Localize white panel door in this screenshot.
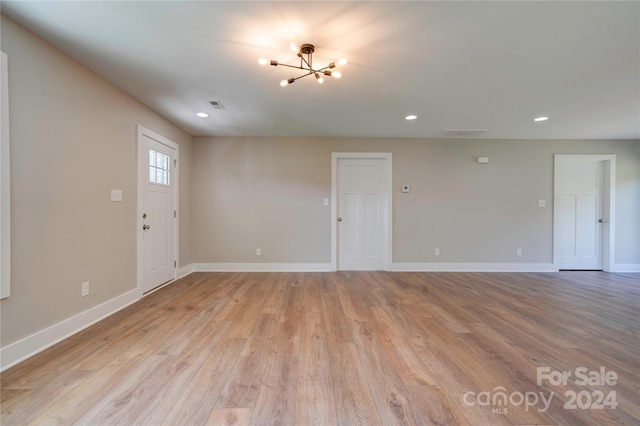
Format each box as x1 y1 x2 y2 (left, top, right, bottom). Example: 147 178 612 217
556 160 604 270
140 134 176 292
337 158 387 270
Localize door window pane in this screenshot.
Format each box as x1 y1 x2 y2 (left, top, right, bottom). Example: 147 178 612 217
148 149 171 186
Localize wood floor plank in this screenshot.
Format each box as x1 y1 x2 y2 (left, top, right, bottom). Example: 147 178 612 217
368 306 437 386
405 385 460 425
205 408 253 426
250 383 297 426
320 284 353 343
328 342 381 426
295 384 338 426
297 307 332 385
162 338 246 426
1 271 637 425
215 335 271 409
0 370 92 425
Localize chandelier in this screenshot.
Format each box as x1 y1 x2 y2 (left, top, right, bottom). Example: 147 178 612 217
259 43 347 87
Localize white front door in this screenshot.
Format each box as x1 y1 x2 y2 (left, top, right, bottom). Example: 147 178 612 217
337 158 389 270
555 159 605 270
138 130 177 293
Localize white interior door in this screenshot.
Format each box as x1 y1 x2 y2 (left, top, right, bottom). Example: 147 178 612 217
337 158 389 270
139 132 176 293
555 159 605 270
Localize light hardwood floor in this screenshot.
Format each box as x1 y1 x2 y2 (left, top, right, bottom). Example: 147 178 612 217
1 271 638 425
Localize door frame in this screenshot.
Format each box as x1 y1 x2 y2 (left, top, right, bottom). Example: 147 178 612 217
553 154 615 272
136 125 179 296
331 152 392 271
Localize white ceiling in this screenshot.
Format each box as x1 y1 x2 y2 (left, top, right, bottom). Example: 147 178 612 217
2 1 639 139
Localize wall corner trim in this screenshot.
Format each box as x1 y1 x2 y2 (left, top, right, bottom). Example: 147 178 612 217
178 264 195 279
0 289 139 372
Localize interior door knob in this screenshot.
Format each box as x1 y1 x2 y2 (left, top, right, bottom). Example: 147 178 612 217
143 224 150 230
337 217 342 222
598 218 606 223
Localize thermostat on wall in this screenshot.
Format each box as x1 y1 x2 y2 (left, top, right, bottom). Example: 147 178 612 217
401 185 410 193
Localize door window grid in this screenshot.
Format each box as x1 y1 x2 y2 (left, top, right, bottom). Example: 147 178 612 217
149 149 170 185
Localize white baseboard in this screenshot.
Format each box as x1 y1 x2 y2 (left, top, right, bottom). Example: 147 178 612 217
192 262 558 273
177 263 195 278
390 262 557 272
194 263 333 272
613 264 640 273
0 289 139 372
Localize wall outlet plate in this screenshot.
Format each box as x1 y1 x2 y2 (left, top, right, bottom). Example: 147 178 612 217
401 185 410 193
111 189 123 202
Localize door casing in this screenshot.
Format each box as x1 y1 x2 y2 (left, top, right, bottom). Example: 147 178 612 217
331 152 392 271
553 154 615 272
137 125 179 296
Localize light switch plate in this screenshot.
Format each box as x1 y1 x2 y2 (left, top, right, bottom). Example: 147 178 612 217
323 198 329 206
111 189 123 202
538 199 546 207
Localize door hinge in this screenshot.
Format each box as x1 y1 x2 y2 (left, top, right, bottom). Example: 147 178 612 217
174 210 176 218
174 260 177 268
174 159 177 167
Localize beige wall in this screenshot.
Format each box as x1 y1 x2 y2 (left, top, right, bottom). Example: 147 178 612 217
0 16 193 346
192 137 639 266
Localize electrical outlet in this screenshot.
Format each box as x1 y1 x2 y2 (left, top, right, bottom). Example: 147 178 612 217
111 189 123 202
256 248 261 256
516 249 522 257
81 282 90 297
434 248 440 256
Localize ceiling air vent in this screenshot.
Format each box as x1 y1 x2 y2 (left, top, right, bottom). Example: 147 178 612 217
433 129 487 138
209 101 225 110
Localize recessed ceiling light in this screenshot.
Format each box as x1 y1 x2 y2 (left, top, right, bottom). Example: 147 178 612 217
405 115 418 120
534 116 549 122
196 112 209 118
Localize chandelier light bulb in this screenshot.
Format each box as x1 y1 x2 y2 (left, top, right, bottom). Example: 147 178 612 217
315 73 324 84
280 79 289 87
337 58 348 66
332 71 342 79
257 58 269 65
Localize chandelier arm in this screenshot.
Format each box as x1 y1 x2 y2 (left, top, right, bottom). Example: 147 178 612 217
290 71 314 83
300 55 313 71
276 63 307 70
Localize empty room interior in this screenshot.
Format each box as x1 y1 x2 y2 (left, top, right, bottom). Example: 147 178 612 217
0 1 639 425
